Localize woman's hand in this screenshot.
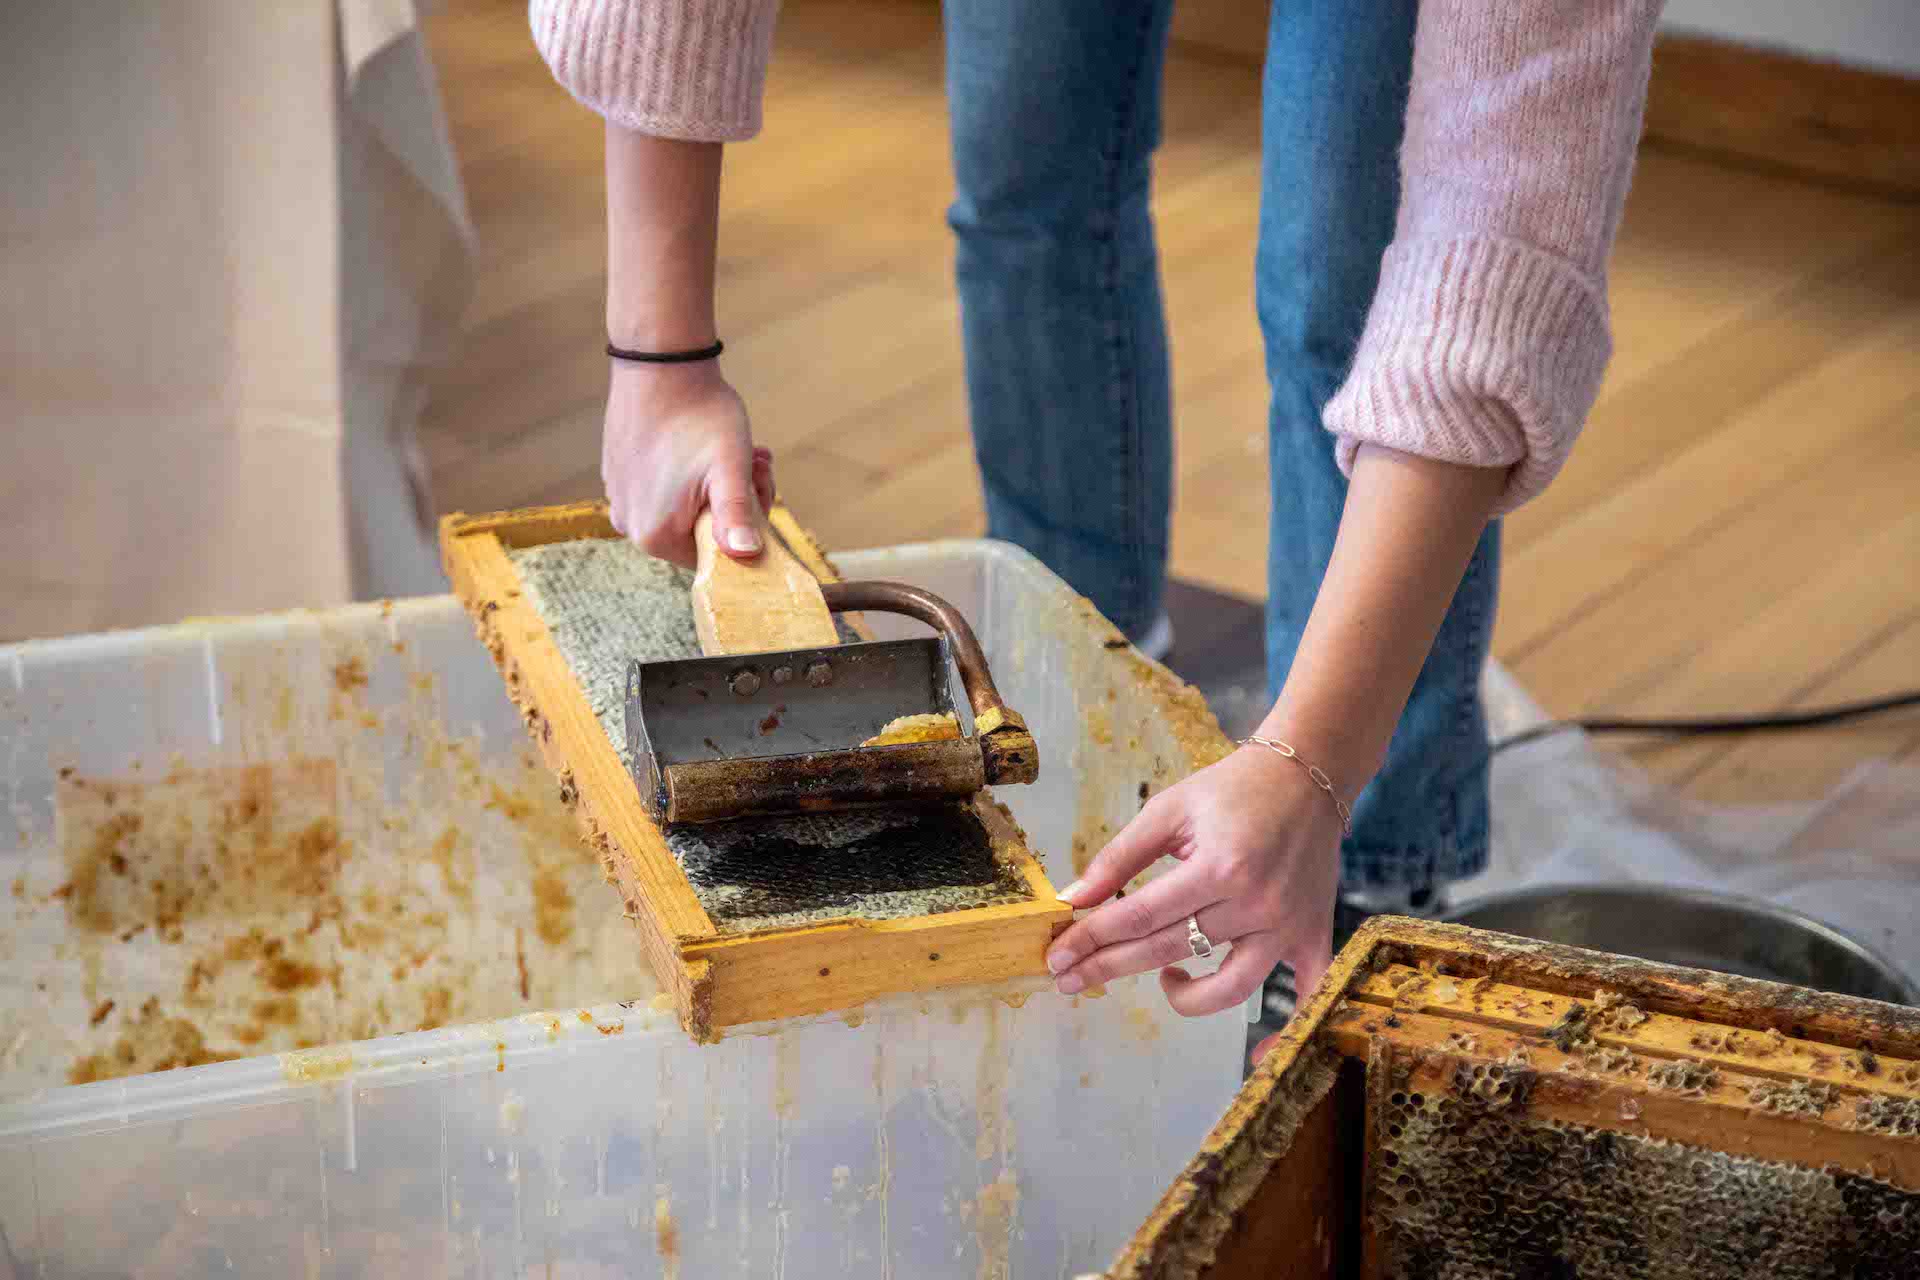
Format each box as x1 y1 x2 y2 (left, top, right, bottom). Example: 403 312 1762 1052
1044 742 1345 1017
602 360 775 569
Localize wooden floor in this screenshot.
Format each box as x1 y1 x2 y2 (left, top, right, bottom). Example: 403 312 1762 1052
421 0 1920 805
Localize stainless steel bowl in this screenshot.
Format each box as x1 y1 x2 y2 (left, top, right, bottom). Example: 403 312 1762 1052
1445 884 1918 1006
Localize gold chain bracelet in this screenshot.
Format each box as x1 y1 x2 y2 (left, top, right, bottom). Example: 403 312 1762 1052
1239 736 1353 837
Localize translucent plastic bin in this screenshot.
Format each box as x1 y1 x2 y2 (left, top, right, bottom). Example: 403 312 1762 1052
0 540 1243 1277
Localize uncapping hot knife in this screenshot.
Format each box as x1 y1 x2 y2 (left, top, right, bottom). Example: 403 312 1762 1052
625 508 1038 826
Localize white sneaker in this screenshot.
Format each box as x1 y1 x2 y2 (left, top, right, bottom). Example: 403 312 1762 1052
1133 612 1174 663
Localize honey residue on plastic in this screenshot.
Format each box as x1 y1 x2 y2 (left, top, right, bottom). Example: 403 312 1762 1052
532 865 575 945
974 1001 1009 1163
969 1169 1020 1280
281 1045 354 1084
24 733 643 1090
427 826 473 903
58 761 346 945
1126 1005 1162 1044
487 779 580 945
68 997 239 1084
654 1195 681 1279
419 985 454 1032
331 657 369 694
64 811 142 934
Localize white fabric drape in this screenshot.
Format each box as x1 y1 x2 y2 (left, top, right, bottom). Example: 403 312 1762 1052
1 1 474 641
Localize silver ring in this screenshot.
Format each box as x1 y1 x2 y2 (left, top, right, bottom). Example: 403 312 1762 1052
1186 916 1214 959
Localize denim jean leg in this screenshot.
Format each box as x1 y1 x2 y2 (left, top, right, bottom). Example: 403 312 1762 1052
1257 0 1497 894
944 0 1175 642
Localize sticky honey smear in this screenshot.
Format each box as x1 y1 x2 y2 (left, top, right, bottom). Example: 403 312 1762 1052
654 1195 680 1280
1058 595 1233 884
68 997 239 1085
861 711 962 747
56 761 346 945
280 1046 354 1085
13 735 655 1093
1369 1050 1920 1277
969 1170 1020 1280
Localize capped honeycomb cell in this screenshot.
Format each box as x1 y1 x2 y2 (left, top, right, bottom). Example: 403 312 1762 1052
1367 1049 1920 1279
1748 1080 1840 1117
1645 1058 1720 1095
1856 1093 1920 1138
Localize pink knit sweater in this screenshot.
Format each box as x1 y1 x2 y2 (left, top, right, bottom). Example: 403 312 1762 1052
531 0 1661 512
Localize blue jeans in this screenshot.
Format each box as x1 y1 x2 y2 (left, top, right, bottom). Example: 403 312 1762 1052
945 0 1497 893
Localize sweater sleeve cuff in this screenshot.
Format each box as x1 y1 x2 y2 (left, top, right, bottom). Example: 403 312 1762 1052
531 0 781 142
1323 235 1613 515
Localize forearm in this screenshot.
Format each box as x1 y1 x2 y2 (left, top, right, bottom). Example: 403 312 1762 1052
605 126 722 349
1323 0 1661 512
1260 446 1507 790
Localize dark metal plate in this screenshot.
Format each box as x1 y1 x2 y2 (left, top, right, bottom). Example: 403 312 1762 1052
625 637 970 823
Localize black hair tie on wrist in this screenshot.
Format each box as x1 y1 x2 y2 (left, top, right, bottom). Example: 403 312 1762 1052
606 339 725 364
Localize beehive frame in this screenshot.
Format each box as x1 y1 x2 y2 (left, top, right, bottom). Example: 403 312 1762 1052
440 501 1071 1039
1113 916 1920 1279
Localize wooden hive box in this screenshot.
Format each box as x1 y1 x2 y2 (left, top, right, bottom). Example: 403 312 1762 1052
440 501 1073 1039
1111 917 1920 1279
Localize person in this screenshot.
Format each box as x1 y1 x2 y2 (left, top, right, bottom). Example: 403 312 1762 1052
529 0 1662 1033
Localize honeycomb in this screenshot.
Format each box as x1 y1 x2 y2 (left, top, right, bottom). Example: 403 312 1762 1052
1644 1058 1720 1096
1593 990 1650 1033
1856 1094 1920 1138
1748 1080 1840 1117
665 802 1028 931
510 538 1030 933
1543 1001 1597 1052
1368 1051 1920 1278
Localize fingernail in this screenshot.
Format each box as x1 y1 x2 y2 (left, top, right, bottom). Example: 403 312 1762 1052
726 526 762 554
1056 880 1085 905
1046 948 1073 975
1055 973 1085 996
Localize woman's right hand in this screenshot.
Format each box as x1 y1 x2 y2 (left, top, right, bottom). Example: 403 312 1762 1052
602 360 775 569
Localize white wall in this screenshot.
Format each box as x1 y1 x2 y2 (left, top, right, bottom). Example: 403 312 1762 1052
1662 0 1920 77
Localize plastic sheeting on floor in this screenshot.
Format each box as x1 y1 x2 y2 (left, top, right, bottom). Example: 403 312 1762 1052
1470 660 1920 994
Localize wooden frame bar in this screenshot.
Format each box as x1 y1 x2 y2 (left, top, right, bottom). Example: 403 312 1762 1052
440 501 1072 1039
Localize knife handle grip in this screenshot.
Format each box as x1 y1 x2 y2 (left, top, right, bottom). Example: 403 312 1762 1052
691 503 840 656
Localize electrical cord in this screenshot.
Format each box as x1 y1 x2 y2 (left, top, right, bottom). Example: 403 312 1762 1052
1491 688 1920 755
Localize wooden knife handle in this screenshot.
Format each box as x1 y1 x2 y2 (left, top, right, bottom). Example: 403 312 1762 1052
691 505 840 656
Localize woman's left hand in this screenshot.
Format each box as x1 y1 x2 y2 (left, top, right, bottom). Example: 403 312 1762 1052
1044 743 1347 1017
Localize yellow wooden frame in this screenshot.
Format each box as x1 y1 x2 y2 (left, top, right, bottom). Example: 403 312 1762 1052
439 501 1071 1039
